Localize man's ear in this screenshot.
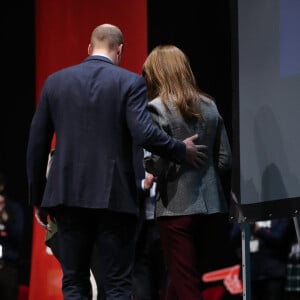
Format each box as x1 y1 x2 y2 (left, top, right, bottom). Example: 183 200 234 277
117 44 124 56
88 44 93 55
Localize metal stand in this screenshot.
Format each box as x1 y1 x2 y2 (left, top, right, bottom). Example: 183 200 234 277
241 222 251 300
293 216 300 247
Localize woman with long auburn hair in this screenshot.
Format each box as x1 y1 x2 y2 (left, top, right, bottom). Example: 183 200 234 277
142 45 232 300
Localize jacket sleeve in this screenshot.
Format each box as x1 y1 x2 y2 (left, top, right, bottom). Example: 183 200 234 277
213 104 232 172
26 78 55 206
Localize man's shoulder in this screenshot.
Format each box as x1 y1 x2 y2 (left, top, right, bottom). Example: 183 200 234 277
46 59 144 87
116 67 146 89
46 63 80 81
115 65 143 79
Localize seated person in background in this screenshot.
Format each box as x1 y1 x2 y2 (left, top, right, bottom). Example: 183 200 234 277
230 218 293 300
284 216 300 300
0 171 25 300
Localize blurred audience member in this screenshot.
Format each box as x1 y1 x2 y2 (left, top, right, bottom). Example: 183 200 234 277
0 171 25 300
284 216 300 300
230 218 293 300
132 147 167 300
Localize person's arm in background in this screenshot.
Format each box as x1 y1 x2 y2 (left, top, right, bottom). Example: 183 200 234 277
133 147 156 199
251 219 292 247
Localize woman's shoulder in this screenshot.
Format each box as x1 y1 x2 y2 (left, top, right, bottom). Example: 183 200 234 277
200 94 215 105
148 97 162 106
199 95 218 112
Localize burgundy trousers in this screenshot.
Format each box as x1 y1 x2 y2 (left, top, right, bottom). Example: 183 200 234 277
158 215 203 300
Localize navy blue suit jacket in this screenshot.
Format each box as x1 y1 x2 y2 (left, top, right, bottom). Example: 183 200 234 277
26 55 185 215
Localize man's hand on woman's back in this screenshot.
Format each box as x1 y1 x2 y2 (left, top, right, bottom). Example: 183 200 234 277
183 134 208 168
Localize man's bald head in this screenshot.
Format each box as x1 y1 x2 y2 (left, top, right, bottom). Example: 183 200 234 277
90 24 124 51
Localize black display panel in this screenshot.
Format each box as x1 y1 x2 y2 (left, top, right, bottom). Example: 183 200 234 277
230 0 300 222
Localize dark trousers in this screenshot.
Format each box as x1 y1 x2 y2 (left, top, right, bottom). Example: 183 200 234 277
47 232 106 300
53 207 137 300
0 261 19 300
251 278 285 300
90 248 106 300
132 219 167 300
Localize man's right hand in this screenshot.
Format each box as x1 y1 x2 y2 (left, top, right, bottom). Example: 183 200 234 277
34 206 54 232
183 134 208 168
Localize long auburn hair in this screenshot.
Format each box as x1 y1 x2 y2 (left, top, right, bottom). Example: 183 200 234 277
142 45 210 120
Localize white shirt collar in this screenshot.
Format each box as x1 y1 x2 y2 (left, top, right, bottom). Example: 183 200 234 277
92 53 112 62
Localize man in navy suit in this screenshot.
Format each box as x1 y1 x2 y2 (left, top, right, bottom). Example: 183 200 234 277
26 23 207 300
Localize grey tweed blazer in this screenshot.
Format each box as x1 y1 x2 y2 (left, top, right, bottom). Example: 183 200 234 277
145 96 232 218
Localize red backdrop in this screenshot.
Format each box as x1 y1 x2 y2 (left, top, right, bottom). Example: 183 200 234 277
30 1 147 299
